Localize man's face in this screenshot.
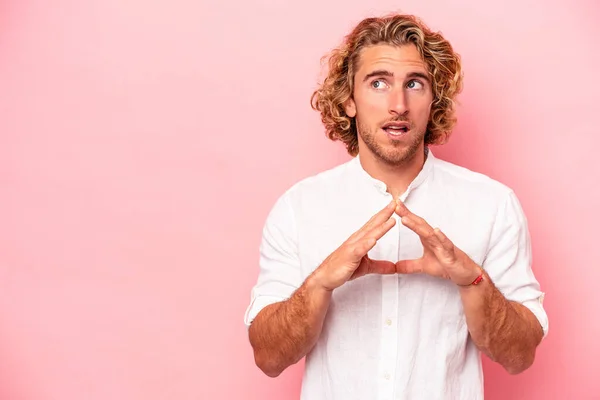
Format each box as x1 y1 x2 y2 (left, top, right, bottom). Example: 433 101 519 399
345 43 433 166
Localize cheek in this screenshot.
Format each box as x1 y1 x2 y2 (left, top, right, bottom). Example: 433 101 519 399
356 93 388 120
411 96 433 121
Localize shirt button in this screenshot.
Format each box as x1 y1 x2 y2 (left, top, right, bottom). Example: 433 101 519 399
385 318 392 326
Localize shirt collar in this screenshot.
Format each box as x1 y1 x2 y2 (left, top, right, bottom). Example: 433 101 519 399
351 147 435 199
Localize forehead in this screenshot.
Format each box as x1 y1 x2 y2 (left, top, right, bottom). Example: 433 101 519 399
354 43 428 76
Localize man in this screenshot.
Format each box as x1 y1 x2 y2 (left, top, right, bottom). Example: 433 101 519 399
244 13 548 400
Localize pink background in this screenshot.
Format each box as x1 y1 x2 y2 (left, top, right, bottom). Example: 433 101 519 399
1 0 598 399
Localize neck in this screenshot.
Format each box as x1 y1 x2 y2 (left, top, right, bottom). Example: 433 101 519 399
358 144 427 199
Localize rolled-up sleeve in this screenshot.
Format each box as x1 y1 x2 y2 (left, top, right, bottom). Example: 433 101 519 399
482 190 549 338
244 190 302 327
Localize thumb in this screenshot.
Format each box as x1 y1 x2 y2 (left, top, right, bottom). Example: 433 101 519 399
365 257 398 275
395 258 422 274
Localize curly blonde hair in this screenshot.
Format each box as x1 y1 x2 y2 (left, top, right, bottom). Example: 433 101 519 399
310 14 463 156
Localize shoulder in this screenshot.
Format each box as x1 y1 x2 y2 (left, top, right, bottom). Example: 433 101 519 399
264 158 354 222
278 158 355 204
430 155 515 200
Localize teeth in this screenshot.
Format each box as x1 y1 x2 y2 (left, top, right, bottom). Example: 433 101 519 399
385 127 407 133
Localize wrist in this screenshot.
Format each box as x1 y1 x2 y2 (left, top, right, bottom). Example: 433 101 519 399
455 262 484 288
307 267 335 294
454 259 484 288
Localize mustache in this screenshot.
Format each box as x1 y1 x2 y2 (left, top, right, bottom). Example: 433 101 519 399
381 117 413 127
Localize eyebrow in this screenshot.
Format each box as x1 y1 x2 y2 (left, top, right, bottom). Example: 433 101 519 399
363 69 394 82
362 70 431 83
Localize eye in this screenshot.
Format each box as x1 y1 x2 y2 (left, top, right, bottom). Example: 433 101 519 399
371 79 389 90
407 80 424 90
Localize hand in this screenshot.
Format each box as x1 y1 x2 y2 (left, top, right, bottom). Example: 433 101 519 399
313 200 399 291
394 200 482 286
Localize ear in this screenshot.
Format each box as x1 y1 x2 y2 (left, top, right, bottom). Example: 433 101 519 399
344 97 356 118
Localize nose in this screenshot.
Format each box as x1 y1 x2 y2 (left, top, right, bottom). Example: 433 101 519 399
389 88 408 116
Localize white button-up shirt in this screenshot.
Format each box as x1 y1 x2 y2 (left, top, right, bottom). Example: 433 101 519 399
244 149 548 400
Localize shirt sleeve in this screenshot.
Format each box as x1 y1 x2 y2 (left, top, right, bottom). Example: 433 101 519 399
482 190 549 338
243 190 302 328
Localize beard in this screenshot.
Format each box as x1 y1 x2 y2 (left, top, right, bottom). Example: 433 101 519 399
357 119 426 166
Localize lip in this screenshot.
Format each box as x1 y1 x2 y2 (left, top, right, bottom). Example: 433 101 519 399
383 128 409 140
382 121 410 139
382 121 410 130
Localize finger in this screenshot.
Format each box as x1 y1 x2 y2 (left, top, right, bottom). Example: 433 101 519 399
365 216 396 241
352 200 396 240
395 259 423 274
400 216 439 248
350 219 396 275
433 228 452 249
364 257 398 275
396 201 435 234
433 228 456 261
352 237 377 259
395 199 411 217
351 218 393 261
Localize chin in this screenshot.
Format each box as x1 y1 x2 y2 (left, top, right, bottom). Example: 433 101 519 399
378 145 422 166
377 152 411 166
359 129 424 166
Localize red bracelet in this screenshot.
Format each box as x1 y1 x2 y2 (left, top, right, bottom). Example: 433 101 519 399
458 271 484 287
470 273 484 285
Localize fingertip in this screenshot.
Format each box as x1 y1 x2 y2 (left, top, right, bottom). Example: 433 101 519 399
395 201 407 216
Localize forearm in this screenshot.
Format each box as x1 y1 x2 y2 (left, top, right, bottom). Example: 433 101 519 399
248 272 332 377
459 268 543 374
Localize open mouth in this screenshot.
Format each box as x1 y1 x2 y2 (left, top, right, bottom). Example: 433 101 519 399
382 122 410 136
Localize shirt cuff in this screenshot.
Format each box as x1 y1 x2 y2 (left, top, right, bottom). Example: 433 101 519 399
520 294 549 339
243 294 287 328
